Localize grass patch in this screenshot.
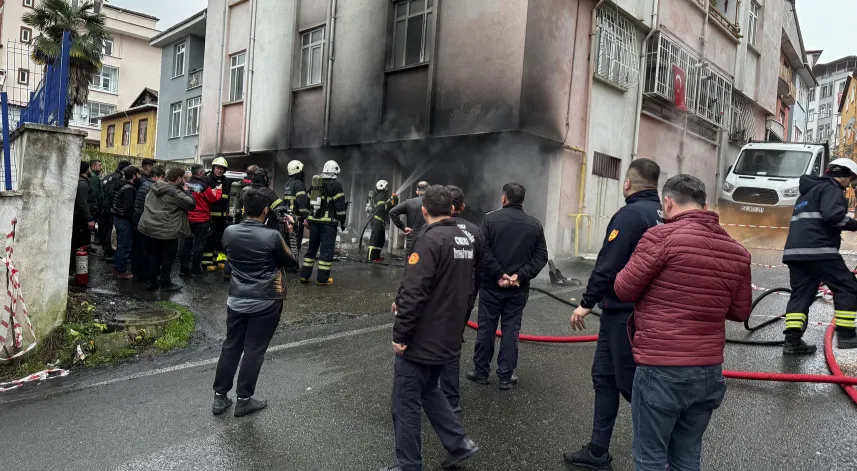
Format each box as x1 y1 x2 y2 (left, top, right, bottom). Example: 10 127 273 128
153 302 196 351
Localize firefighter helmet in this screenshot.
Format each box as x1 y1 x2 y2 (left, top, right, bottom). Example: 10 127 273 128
828 158 857 178
322 160 340 178
376 180 388 191
288 160 304 176
212 157 228 169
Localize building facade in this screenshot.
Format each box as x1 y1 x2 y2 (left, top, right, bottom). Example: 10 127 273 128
98 88 158 158
149 9 206 162
807 55 857 151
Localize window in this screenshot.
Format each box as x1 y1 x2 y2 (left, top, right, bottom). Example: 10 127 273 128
228 53 246 102
20 27 32 43
138 119 148 144
820 103 832 118
102 38 114 56
186 96 201 136
808 88 815 102
23 0 34 8
74 101 116 127
821 84 832 98
173 42 186 78
807 128 813 141
839 81 847 94
90 66 118 93
794 126 802 142
808 108 815 121
748 2 760 47
169 102 182 138
16 69 29 85
593 5 640 90
106 125 115 147
122 122 131 146
390 0 434 68
299 27 325 87
592 152 622 180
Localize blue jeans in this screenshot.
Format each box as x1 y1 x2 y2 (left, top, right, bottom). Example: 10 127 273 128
632 365 726 471
591 310 636 450
472 288 528 381
113 217 133 273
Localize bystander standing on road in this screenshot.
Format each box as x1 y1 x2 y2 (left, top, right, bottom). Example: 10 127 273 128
87 159 104 252
140 158 156 175
72 161 95 273
132 166 165 282
468 182 547 390
111 166 141 280
614 174 752 471
181 164 222 276
390 181 429 259
384 185 480 471
137 168 195 292
99 160 130 260
564 158 662 470
211 189 298 417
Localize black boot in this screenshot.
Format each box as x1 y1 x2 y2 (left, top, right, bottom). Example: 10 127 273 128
837 330 857 349
563 444 614 470
441 437 479 469
783 337 817 355
234 397 267 417
211 393 233 415
466 370 489 385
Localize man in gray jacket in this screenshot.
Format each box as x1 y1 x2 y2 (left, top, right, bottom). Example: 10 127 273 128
137 168 196 291
389 180 428 258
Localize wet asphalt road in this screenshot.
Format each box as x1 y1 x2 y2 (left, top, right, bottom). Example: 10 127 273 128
4 239 857 470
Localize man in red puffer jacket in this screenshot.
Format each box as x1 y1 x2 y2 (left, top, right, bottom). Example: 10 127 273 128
181 164 222 276
614 174 751 471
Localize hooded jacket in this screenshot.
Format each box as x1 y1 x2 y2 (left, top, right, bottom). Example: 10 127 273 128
137 180 196 240
783 175 857 263
186 175 222 223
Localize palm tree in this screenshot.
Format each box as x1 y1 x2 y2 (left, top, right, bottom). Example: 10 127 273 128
23 0 108 126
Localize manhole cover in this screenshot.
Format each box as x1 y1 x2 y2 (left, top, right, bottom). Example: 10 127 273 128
107 308 180 328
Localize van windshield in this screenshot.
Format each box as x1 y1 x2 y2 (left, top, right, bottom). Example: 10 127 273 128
732 149 813 178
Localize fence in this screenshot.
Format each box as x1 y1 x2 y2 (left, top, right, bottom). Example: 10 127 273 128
17 32 70 128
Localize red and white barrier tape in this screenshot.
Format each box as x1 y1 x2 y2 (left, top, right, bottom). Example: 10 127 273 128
721 223 789 230
0 368 69 392
0 219 36 362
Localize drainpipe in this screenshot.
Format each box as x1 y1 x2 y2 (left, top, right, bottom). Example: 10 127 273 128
322 0 338 146
243 0 258 155
631 0 661 160
214 0 228 155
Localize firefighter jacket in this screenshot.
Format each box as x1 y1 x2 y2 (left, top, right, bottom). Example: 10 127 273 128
393 218 477 365
784 176 857 263
111 180 137 220
390 196 425 234
230 177 253 221
372 189 393 222
307 178 346 227
187 175 222 224
206 171 230 218
481 204 548 292
580 189 662 311
283 175 309 219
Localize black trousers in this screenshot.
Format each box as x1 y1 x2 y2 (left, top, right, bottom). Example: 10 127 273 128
98 211 114 254
210 216 227 253
591 310 636 450
144 236 179 287
439 359 461 409
785 259 857 336
181 221 211 274
301 223 336 282
393 355 467 471
213 300 283 398
368 217 386 260
131 228 149 280
472 288 528 381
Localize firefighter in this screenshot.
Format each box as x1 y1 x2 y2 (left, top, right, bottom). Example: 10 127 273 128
300 160 347 285
241 168 282 228
283 160 309 254
367 180 397 262
782 158 857 354
207 157 230 269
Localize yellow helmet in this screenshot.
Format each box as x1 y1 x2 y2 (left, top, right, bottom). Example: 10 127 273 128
212 157 228 169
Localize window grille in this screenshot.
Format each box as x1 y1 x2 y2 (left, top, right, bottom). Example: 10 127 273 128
729 95 754 143
696 68 731 128
592 152 622 180
644 33 699 114
594 5 640 90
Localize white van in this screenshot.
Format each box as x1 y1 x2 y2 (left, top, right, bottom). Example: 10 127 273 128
719 141 829 223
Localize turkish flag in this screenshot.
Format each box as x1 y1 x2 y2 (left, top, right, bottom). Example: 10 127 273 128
673 65 689 112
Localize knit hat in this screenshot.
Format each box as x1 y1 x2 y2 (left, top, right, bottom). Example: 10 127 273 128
80 161 90 175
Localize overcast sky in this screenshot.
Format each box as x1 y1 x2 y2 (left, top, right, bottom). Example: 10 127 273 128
107 0 207 31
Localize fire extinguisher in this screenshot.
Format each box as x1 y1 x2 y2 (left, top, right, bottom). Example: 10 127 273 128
75 247 89 286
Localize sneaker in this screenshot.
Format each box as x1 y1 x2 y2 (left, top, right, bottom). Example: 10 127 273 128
234 397 267 417
379 466 401 471
160 283 183 292
206 265 217 272
179 267 191 277
466 370 489 385
499 379 514 390
837 334 857 349
113 270 133 280
441 437 479 469
563 445 614 470
299 278 309 284
451 405 462 414
783 338 817 355
317 278 334 286
211 393 233 416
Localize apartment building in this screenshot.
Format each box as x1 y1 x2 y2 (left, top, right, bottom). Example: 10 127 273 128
775 4 815 143
807 54 857 149
2 2 162 145
99 88 158 158
149 9 206 162
198 0 807 255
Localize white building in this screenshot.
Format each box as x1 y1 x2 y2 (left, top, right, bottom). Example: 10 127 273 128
805 53 857 151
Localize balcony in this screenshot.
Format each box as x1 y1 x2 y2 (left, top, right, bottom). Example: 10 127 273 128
778 64 792 96
187 68 202 90
692 0 742 40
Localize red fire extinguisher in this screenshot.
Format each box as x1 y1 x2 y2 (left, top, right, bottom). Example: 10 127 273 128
75 247 89 286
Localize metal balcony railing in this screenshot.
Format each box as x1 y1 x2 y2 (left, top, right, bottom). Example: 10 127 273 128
188 68 202 90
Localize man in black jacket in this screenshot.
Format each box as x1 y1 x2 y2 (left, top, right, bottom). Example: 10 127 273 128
111 166 140 279
99 160 130 259
564 158 661 470
468 182 548 390
390 181 428 259
132 166 165 281
212 190 298 418
72 161 95 272
782 158 857 354
384 185 479 471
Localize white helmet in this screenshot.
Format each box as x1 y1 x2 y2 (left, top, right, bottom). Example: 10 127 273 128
212 157 228 169
288 160 304 176
322 160 340 178
828 158 857 178
376 180 388 191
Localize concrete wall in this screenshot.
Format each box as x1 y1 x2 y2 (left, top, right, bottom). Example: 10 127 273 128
155 33 205 161
0 125 87 346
